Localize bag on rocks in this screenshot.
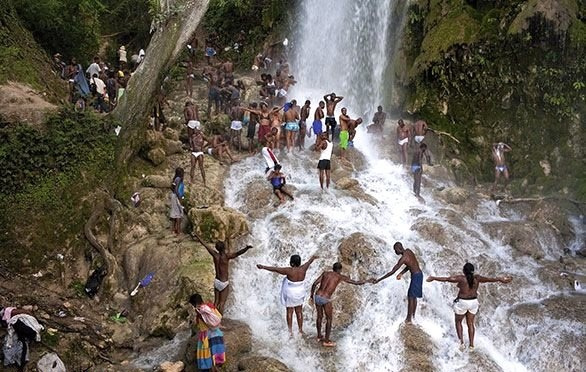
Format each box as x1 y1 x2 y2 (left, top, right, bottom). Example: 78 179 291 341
37 352 66 372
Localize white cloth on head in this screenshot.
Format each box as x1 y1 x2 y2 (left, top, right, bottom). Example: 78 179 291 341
280 278 305 308
214 278 229 291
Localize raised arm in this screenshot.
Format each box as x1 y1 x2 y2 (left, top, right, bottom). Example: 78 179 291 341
334 96 344 103
228 245 253 259
256 264 291 276
192 233 218 258
301 255 319 271
503 143 512 151
426 275 460 283
323 94 330 102
477 275 512 284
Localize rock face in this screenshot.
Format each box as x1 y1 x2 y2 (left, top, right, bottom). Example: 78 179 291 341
399 325 433 372
147 148 166 165
435 186 470 205
188 205 249 242
238 355 291 371
484 221 563 259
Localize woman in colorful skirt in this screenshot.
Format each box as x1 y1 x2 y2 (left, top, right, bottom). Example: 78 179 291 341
189 293 225 371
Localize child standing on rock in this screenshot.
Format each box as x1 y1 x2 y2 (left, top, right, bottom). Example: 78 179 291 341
170 167 185 234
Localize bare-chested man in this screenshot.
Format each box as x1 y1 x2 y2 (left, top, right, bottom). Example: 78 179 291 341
207 70 221 116
412 143 432 198
271 107 283 151
298 100 311 150
257 254 319 335
284 100 300 152
185 60 194 97
324 93 344 141
310 262 375 346
221 60 234 85
229 103 244 151
188 121 208 185
312 101 326 142
413 120 428 144
338 107 351 159
491 142 512 191
396 119 411 165
193 234 252 313
370 105 386 134
427 263 512 350
184 101 199 127
348 117 363 147
207 134 236 165
376 242 423 323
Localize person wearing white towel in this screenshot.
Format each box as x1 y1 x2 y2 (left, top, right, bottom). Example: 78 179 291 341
257 254 319 335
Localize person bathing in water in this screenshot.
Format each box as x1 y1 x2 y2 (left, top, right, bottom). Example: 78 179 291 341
491 142 512 191
257 254 319 335
376 242 423 323
310 262 375 347
427 263 512 351
412 143 432 198
324 92 344 141
266 164 294 204
192 234 252 314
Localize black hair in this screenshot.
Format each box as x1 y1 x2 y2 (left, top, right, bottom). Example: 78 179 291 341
189 293 203 306
174 167 185 180
274 164 282 171
290 254 301 267
290 99 297 105
305 100 310 105
393 242 403 250
463 263 475 289
333 262 342 272
251 102 258 108
215 241 225 252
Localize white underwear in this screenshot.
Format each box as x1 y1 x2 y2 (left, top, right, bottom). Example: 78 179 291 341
398 137 409 146
214 278 229 291
415 135 425 143
191 151 204 158
231 120 243 130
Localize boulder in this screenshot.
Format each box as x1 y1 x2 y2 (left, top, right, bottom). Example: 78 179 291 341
147 148 166 165
411 217 450 247
186 183 224 208
435 186 470 205
335 177 359 190
160 361 185 372
188 205 249 242
207 114 231 134
240 179 273 217
329 167 352 183
238 355 291 371
142 175 171 188
164 139 185 155
146 129 165 149
399 325 433 372
484 220 565 259
528 200 574 246
163 128 180 141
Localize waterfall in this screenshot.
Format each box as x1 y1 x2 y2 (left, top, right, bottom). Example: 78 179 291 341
225 1 582 371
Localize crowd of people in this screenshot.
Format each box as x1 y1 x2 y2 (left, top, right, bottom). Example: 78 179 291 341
52 46 145 113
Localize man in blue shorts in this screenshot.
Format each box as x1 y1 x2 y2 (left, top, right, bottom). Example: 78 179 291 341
375 242 423 323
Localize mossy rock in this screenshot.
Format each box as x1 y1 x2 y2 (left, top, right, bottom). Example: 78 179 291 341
188 205 249 242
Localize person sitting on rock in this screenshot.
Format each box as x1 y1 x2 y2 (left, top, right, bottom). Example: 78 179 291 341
310 262 375 347
257 254 318 335
192 235 252 313
207 134 236 165
427 263 512 351
266 164 294 204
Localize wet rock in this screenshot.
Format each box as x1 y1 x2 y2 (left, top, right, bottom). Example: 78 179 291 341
164 139 185 155
238 355 291 371
188 205 249 242
240 179 273 218
484 221 563 259
528 200 574 246
335 177 359 190
329 167 352 183
186 183 224 208
147 148 166 165
435 186 470 205
163 128 180 141
411 217 449 247
399 324 433 372
160 361 185 372
142 175 171 188
425 164 455 184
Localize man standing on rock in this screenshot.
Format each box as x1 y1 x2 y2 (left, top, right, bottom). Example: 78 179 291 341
315 133 333 190
376 242 423 324
193 234 252 314
283 100 300 152
412 142 432 199
184 101 199 130
396 119 411 166
298 100 311 150
229 102 244 152
338 107 351 160
189 122 208 186
413 119 428 144
312 101 325 141
324 93 344 141
369 105 386 135
491 142 512 191
257 254 318 335
310 262 374 347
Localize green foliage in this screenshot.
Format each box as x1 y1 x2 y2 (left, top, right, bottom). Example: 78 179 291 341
69 280 86 298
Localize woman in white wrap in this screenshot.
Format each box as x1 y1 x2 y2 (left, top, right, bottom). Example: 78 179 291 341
257 254 318 335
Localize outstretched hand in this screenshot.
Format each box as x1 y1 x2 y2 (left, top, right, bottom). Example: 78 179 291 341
245 245 253 249
501 276 512 283
368 278 377 284
256 264 264 270
426 277 434 282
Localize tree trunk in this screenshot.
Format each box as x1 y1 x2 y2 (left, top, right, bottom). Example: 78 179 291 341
111 0 210 166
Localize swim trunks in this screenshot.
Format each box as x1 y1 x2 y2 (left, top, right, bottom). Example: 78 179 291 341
453 298 479 315
231 120 243 130
207 148 214 155
214 278 229 291
285 121 299 131
325 116 337 134
414 135 425 143
205 47 216 57
187 120 201 130
408 272 423 298
496 165 507 173
191 151 204 158
312 120 323 135
317 159 331 170
411 164 422 173
398 137 409 146
314 295 331 306
339 130 349 149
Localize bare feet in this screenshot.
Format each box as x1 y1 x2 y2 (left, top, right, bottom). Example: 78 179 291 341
322 340 336 347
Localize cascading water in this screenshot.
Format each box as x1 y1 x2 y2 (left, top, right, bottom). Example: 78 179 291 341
226 1 583 371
